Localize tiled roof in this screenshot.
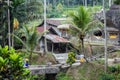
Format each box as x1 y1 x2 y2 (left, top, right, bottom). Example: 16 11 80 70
37 18 67 33
38 18 66 27
37 26 51 32
47 20 62 26
44 34 70 43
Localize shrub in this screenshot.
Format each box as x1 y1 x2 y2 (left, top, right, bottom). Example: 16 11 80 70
114 0 120 5
0 46 30 80
56 72 72 80
108 65 120 79
99 73 115 80
109 66 117 73
108 65 120 73
66 52 76 65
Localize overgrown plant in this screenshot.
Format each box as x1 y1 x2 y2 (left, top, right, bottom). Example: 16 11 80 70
0 46 30 80
14 25 43 64
99 65 120 80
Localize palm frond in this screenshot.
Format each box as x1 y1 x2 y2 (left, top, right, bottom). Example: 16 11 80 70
13 34 29 51
83 19 103 33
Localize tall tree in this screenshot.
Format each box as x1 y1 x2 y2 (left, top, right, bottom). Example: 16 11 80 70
68 6 102 56
0 0 43 47
0 0 9 47
14 26 43 64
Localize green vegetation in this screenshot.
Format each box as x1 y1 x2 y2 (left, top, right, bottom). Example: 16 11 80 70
68 6 91 54
0 0 43 47
66 52 76 65
56 62 104 80
108 50 120 58
114 0 120 5
29 53 57 65
0 46 30 80
68 6 103 54
14 25 43 64
56 63 120 80
0 0 120 80
99 65 120 80
56 72 73 80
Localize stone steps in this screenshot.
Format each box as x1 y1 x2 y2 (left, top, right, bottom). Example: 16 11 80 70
53 53 68 64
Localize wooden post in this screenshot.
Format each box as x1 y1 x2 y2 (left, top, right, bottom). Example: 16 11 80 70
52 43 54 53
66 43 67 53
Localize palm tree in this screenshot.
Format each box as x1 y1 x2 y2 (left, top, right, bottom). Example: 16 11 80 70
68 6 102 56
14 26 43 64
0 0 43 47
11 0 43 47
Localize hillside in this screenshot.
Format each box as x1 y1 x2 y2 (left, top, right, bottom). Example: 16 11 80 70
57 62 104 80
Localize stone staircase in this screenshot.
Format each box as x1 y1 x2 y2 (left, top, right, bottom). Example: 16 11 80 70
53 53 68 64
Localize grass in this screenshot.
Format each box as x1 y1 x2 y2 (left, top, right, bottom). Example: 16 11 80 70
16 50 57 65
31 52 57 65
108 50 120 58
61 62 104 80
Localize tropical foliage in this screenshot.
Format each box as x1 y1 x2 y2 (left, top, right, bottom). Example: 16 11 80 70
68 6 102 55
66 52 76 65
0 46 30 79
114 0 120 5
14 25 43 64
68 6 91 54
0 0 43 47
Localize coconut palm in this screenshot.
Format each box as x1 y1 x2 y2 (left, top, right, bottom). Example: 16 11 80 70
68 6 102 55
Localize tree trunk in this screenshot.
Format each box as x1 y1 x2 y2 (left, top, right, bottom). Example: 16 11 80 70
29 51 32 65
80 37 88 62
12 29 14 47
80 37 84 54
